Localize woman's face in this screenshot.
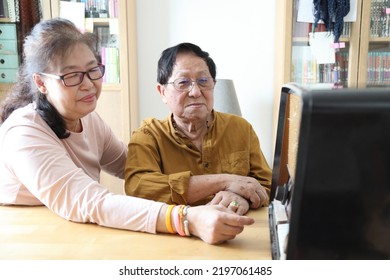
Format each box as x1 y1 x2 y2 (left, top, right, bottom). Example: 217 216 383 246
157 52 214 122
36 43 102 123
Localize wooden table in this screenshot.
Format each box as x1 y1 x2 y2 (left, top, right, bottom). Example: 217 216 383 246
0 205 271 260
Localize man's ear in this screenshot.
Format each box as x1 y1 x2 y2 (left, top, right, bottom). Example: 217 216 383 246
157 83 167 104
32 73 47 94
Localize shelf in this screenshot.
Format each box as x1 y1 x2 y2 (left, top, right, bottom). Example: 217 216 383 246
85 18 115 27
369 37 390 43
86 18 114 23
102 83 121 91
293 37 350 44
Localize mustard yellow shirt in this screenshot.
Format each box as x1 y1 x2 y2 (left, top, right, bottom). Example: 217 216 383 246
124 111 272 205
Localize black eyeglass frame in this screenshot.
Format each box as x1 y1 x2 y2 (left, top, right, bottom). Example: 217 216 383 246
39 64 105 87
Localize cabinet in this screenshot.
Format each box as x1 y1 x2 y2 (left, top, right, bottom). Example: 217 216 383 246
0 23 19 83
273 0 390 146
0 0 51 99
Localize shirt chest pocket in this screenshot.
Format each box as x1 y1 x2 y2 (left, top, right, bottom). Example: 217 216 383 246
220 151 249 175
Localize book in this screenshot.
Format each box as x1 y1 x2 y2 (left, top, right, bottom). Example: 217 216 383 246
6 0 15 22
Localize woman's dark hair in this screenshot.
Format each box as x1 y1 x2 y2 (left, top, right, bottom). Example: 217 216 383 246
157 42 217 85
0 18 99 139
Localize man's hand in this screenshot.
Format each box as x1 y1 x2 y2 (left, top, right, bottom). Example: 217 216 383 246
209 191 249 215
223 175 268 208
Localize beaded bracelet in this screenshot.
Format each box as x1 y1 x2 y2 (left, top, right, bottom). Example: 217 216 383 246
173 205 186 236
181 205 191 237
165 204 175 234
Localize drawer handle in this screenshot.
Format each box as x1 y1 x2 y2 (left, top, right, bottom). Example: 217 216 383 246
0 59 4 64
1 73 6 79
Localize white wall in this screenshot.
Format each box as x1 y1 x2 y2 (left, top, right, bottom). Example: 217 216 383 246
136 0 276 165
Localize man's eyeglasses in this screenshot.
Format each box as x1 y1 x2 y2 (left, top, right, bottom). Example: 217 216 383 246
39 64 105 87
166 77 215 92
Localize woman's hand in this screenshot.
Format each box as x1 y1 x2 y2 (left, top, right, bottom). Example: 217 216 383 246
209 191 250 215
186 205 254 244
223 175 268 208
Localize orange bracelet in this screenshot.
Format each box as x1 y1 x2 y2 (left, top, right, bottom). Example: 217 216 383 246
165 205 175 234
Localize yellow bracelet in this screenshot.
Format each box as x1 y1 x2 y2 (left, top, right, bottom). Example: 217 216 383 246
165 205 175 234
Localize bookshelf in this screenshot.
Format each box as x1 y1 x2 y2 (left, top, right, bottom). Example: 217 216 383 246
273 0 390 147
0 0 137 193
358 0 390 87
274 0 361 91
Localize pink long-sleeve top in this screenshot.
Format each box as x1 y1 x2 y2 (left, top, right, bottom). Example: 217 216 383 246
0 103 163 233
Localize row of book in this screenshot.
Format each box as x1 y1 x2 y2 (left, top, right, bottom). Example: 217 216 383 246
101 47 119 84
94 25 119 83
80 0 118 18
290 49 390 86
291 46 349 85
370 0 390 37
367 51 390 86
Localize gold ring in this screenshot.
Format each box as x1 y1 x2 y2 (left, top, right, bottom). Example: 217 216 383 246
229 201 239 208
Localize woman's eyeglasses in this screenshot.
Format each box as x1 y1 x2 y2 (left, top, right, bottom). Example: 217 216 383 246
166 77 215 92
39 64 105 87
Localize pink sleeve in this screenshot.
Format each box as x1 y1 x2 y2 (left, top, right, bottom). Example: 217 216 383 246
1 123 163 234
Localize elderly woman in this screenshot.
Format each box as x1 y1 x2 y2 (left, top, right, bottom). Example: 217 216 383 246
125 42 272 215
